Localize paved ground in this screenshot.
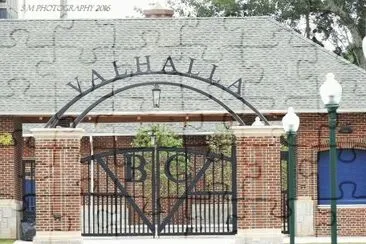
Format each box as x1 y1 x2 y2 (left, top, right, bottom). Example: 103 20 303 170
13 236 366 244
282 237 366 244
85 236 236 244
15 236 236 244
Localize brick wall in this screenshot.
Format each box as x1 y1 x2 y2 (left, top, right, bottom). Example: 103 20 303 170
34 136 82 232
316 208 366 236
23 137 35 159
235 130 282 229
0 117 22 201
19 116 366 236
297 113 366 236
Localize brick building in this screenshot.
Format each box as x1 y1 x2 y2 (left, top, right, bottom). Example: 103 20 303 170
1 15 366 243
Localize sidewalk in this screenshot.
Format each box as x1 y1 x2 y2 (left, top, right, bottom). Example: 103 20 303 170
282 236 366 244
14 236 236 244
13 236 366 244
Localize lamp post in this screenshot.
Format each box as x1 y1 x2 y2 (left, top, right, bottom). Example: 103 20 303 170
282 107 300 244
319 73 342 244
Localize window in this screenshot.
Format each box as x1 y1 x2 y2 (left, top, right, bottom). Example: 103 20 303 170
0 8 7 19
318 149 366 205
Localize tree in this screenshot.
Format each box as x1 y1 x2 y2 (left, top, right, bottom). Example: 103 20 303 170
132 124 183 148
132 124 235 195
206 124 235 157
205 125 235 191
132 125 186 197
169 0 366 68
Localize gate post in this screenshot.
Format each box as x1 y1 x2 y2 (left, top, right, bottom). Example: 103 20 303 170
31 128 84 244
232 125 284 242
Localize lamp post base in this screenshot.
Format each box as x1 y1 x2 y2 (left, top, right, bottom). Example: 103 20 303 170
295 197 314 236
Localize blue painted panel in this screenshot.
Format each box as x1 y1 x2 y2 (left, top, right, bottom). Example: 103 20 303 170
0 8 7 19
24 179 36 212
318 149 366 204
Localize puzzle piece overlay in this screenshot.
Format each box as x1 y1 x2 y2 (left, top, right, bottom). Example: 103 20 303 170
1 17 366 240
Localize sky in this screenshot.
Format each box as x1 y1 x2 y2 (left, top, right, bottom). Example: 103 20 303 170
19 0 166 19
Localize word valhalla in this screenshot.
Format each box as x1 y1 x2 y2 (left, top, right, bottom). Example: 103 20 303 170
67 56 243 96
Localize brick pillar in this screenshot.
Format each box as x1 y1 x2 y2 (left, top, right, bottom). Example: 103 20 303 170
232 125 284 242
0 117 22 239
31 128 84 244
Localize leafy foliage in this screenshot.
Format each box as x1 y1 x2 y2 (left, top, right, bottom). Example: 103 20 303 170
205 125 235 190
0 133 14 146
169 0 366 67
206 125 235 156
132 124 183 148
132 125 186 197
131 124 235 197
0 240 16 244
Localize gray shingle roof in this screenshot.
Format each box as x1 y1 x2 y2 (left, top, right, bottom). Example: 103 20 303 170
1 17 365 116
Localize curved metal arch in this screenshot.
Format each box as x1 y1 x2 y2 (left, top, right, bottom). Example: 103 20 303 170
72 81 246 127
46 70 270 127
80 147 154 163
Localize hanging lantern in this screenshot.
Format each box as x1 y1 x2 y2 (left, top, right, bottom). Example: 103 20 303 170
152 84 161 108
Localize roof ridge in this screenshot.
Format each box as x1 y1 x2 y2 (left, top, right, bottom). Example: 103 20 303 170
0 15 272 22
265 16 366 76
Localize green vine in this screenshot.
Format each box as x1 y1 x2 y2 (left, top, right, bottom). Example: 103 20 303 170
0 133 14 146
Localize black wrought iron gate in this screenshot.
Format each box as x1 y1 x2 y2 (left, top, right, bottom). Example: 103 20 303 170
80 147 237 236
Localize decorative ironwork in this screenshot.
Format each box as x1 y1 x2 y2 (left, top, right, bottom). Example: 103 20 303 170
71 82 246 128
45 56 270 128
80 147 237 236
281 189 289 234
280 143 289 234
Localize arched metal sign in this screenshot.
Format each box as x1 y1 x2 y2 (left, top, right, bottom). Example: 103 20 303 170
46 56 269 127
